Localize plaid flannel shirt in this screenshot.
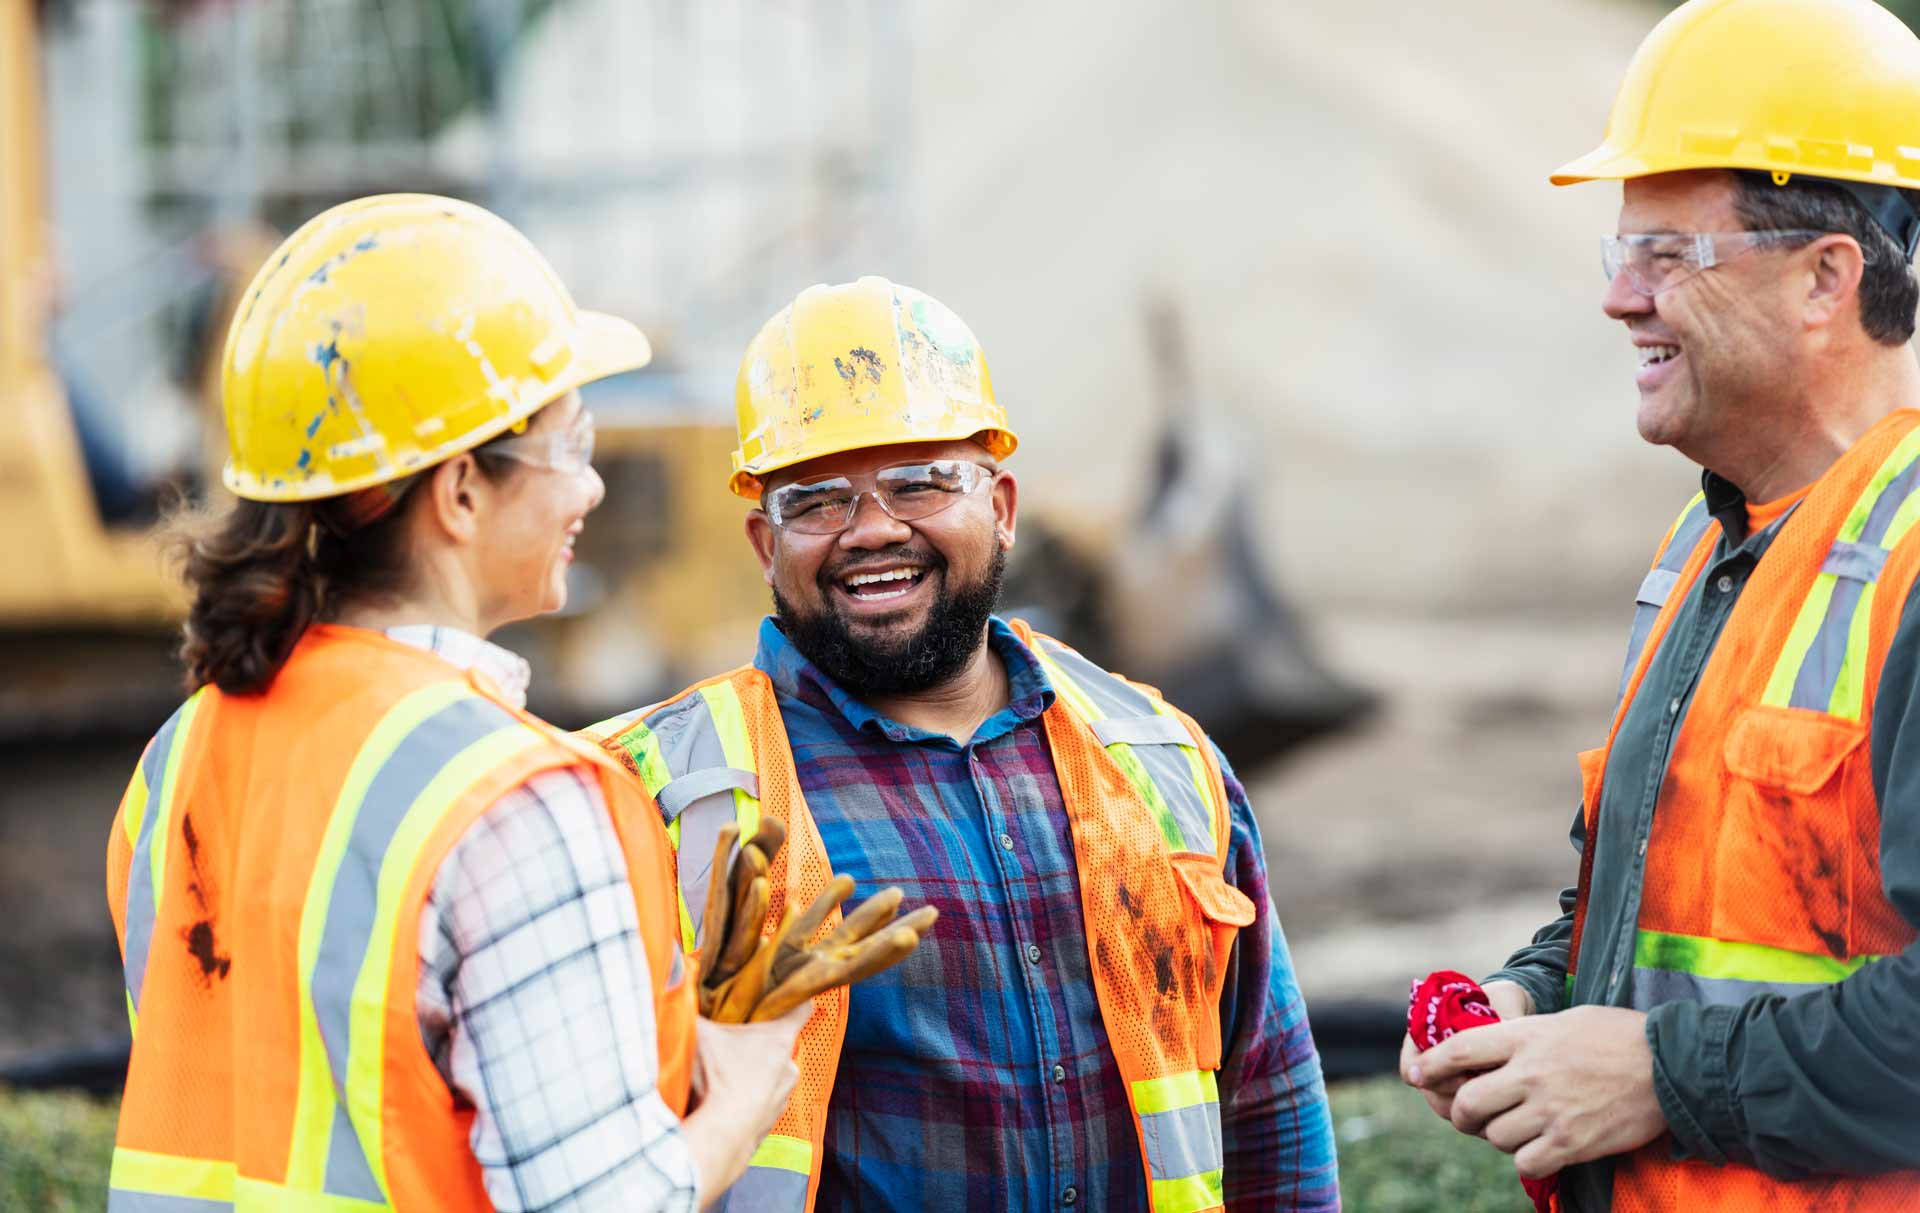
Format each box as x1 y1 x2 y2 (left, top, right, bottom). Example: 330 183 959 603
398 626 698 1213
755 616 1339 1211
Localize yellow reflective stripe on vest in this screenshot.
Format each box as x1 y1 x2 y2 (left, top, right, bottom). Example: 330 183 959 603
1130 1070 1225 1213
1150 1171 1226 1213
1634 928 1880 986
1765 426 1920 720
287 680 469 1191
750 1132 813 1174
288 683 540 1205
346 725 548 1193
698 682 762 842
1618 493 1711 705
1033 647 1189 852
110 1147 236 1205
122 689 207 1035
233 1178 388 1212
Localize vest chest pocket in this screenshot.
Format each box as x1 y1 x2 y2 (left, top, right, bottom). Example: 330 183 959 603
1169 852 1257 1070
1715 704 1865 956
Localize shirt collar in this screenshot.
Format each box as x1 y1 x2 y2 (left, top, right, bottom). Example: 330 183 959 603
754 614 1055 745
383 624 532 709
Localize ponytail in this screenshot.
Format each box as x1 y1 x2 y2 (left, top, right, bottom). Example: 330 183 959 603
168 492 414 695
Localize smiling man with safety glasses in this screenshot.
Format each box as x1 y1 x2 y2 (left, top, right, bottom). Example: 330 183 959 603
1401 1 1920 1210
584 276 1338 1212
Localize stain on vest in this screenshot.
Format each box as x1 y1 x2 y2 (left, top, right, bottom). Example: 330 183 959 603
178 813 232 984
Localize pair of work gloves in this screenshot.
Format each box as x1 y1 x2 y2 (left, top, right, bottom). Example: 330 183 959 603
696 817 939 1023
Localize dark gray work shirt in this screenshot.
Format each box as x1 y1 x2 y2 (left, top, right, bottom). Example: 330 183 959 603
1489 470 1920 1212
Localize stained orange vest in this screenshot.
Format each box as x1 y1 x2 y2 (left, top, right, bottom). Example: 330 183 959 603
1571 411 1920 1212
587 621 1257 1213
104 625 696 1212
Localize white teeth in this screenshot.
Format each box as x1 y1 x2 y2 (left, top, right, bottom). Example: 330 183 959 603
1639 344 1680 367
846 568 921 588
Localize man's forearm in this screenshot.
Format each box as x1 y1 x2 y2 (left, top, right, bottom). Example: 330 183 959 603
1647 942 1920 1176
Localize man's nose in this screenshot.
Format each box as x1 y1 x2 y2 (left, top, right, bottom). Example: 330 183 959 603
837 490 912 549
1602 267 1654 321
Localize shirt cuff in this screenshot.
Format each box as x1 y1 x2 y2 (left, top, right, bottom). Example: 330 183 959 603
1646 1000 1752 1168
1482 965 1566 1017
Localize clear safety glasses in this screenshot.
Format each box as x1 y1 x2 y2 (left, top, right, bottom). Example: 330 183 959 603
765 459 993 535
483 411 596 473
1600 229 1825 297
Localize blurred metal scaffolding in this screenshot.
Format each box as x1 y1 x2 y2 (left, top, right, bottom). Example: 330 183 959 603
47 0 914 425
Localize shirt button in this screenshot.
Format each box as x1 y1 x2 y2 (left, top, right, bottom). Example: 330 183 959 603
1063 1187 1078 1205
1716 574 1734 593
999 832 1015 851
1638 837 1648 857
1667 697 1682 716
1025 943 1043 965
1052 1064 1067 1084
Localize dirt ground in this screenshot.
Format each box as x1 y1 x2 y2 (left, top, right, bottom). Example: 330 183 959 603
0 608 1628 1068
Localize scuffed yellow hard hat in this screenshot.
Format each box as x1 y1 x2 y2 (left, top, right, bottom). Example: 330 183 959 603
220 194 651 502
1553 0 1920 195
729 276 1017 499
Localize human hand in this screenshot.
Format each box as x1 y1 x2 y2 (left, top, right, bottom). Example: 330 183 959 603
1417 1005 1667 1178
1400 975 1535 1118
684 1000 814 1206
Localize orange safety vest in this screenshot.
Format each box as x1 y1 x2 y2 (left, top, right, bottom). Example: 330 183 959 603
1570 411 1920 1212
588 621 1257 1213
104 624 696 1212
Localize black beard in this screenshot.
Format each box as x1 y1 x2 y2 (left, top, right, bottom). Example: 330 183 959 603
773 546 1007 695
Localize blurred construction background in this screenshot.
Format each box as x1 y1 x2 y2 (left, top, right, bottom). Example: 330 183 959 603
6 0 1876 1203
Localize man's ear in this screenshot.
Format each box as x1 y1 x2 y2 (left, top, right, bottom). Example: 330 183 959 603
744 509 778 586
1804 233 1867 333
991 469 1018 553
423 453 485 545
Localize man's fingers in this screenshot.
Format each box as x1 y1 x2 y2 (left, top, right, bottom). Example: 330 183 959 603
1449 1068 1525 1138
1513 1133 1566 1180
1418 1020 1521 1084
1398 1033 1423 1087
1482 1101 1550 1155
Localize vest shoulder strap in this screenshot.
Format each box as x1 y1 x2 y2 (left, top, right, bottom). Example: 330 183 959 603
1018 624 1233 863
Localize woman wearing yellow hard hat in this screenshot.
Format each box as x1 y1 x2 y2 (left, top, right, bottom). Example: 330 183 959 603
103 194 808 1212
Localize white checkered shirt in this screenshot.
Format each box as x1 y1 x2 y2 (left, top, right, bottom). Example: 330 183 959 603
393 626 698 1213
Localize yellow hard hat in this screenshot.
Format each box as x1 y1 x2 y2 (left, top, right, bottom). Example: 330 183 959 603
729 276 1017 499
220 193 651 502
1554 0 1920 239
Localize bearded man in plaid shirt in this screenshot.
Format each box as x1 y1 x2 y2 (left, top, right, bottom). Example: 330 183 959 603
591 278 1339 1212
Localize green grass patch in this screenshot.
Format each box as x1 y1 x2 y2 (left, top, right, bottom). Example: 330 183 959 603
4 1076 1530 1210
1332 1075 1533 1213
0 1086 117 1212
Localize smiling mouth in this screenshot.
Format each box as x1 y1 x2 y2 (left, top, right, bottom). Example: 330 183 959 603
838 566 929 602
1639 343 1681 368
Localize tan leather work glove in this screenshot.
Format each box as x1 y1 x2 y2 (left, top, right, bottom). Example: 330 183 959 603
696 819 937 1023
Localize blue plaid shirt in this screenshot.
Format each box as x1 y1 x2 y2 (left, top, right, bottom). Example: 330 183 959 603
755 616 1339 1211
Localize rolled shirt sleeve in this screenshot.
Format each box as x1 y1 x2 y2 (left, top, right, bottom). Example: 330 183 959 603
1483 805 1584 1018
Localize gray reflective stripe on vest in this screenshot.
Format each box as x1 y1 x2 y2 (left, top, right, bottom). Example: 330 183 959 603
1617 495 1712 703
1628 967 1841 1011
713 1162 810 1211
1091 715 1196 748
657 766 760 822
641 692 745 948
107 1192 231 1213
1037 637 1217 856
307 694 521 1202
123 698 198 1020
1138 1100 1225 1194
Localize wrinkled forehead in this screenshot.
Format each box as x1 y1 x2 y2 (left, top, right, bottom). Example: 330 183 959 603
1618 170 1742 234
761 437 994 494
